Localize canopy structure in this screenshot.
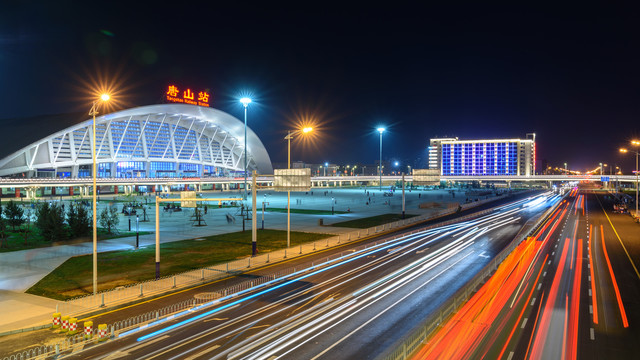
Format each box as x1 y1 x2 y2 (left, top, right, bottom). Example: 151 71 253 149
0 104 272 178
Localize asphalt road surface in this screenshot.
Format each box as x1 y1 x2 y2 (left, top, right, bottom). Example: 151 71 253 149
60 192 559 359
413 188 640 359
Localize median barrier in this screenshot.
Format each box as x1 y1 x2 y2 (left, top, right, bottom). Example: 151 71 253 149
377 191 564 360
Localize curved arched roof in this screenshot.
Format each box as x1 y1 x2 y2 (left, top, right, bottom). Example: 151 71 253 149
0 104 273 177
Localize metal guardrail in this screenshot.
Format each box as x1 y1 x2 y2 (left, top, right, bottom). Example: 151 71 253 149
376 195 565 360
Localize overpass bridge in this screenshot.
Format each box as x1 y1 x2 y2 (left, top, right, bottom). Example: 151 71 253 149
0 174 635 199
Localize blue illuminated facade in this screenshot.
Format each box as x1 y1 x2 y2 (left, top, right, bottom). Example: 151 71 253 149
436 138 535 176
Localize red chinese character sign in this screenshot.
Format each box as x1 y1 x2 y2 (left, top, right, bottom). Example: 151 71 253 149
166 85 210 107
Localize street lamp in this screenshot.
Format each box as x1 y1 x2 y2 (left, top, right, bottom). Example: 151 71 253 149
324 162 328 176
89 93 110 295
284 127 313 247
621 142 640 218
240 97 252 200
377 127 385 191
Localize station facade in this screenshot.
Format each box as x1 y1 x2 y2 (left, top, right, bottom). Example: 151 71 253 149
0 104 273 179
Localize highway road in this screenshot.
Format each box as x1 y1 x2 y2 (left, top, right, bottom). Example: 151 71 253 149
59 192 560 360
414 188 640 360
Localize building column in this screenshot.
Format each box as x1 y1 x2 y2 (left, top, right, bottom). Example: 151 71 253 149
184 184 189 191
114 185 119 195
69 187 74 196
51 187 56 196
14 188 20 198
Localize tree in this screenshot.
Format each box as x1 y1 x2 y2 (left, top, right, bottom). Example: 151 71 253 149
0 215 8 248
35 202 67 242
67 203 91 238
99 206 119 235
4 200 24 231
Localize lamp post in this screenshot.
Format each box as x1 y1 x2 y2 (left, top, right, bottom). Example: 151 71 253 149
377 127 385 191
621 141 640 218
284 127 313 247
240 98 252 200
324 162 328 176
89 93 110 295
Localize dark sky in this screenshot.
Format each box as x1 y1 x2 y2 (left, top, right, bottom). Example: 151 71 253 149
1 2 639 172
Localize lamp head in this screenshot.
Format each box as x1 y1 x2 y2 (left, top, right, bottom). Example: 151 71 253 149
377 127 385 134
620 148 628 153
240 97 252 107
100 94 110 101
302 127 313 133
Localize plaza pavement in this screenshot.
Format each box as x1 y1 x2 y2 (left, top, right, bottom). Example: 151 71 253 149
0 186 499 334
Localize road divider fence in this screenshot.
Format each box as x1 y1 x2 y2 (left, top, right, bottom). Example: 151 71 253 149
377 193 564 360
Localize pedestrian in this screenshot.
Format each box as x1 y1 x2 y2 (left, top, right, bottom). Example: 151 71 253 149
204 205 208 214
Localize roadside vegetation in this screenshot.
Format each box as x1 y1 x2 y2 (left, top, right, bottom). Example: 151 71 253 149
27 229 331 300
0 200 149 252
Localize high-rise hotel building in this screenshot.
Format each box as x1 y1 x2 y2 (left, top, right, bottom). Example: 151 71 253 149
429 134 535 176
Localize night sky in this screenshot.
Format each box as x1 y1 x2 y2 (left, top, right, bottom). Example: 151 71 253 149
1 2 638 172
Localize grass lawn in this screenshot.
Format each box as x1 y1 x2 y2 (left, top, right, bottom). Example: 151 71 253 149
27 229 331 300
0 227 152 253
330 213 418 229
265 207 348 215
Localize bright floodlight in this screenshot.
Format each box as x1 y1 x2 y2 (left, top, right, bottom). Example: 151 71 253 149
100 94 110 101
632 140 640 146
302 127 313 133
620 148 628 153
240 97 252 107
377 127 385 133
394 161 399 166
325 162 328 166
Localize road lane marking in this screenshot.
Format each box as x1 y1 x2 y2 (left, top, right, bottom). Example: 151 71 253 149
597 197 640 281
590 328 595 340
183 345 220 360
507 352 514 360
521 318 528 328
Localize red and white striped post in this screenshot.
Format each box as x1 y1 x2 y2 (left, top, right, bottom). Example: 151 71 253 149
61 316 69 332
52 313 61 329
84 321 93 339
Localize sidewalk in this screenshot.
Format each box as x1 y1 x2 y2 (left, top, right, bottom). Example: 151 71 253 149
0 186 500 333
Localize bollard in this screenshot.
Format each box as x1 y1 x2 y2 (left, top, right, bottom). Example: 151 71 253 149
313 242 316 251
284 249 287 259
61 315 69 332
248 258 251 268
299 245 302 254
68 318 78 335
173 276 177 288
139 284 144 298
52 313 61 329
326 238 329 247
84 321 93 339
98 324 108 341
201 269 205 281
100 293 105 308
266 253 270 263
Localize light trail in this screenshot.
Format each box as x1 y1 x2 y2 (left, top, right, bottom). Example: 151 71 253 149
588 224 598 324
600 225 629 328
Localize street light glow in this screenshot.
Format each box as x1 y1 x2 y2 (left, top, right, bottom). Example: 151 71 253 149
100 93 110 101
240 97 252 107
620 148 628 153
377 127 385 133
303 127 313 133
